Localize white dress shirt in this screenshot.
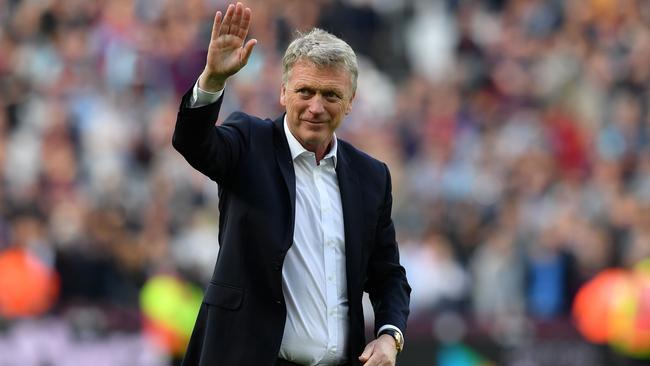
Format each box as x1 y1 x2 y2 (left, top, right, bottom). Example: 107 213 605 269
278 118 349 365
189 82 403 365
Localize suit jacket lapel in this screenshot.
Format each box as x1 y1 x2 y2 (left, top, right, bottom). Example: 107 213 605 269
273 116 296 247
336 145 363 295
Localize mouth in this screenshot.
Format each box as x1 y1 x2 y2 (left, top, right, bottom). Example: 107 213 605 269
301 119 325 125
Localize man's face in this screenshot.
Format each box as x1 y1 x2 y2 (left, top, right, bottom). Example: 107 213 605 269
280 60 355 153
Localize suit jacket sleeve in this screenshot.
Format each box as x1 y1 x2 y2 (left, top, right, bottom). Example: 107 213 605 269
171 88 251 185
364 163 411 334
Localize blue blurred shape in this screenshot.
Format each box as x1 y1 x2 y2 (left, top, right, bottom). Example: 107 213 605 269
436 343 493 366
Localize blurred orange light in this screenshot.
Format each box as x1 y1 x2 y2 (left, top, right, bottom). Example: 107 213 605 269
0 248 59 318
609 268 650 359
572 268 629 343
573 263 650 359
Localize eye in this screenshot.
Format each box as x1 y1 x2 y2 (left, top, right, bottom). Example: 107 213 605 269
296 88 313 98
323 91 341 101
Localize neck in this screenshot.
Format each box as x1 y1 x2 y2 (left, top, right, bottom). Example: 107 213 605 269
307 138 333 165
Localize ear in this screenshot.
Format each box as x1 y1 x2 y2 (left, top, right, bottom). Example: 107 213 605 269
280 84 286 107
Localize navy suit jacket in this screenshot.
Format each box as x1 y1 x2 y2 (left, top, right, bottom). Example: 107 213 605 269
172 89 410 366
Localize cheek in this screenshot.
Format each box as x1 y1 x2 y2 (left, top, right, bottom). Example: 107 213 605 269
291 101 309 115
328 105 345 120
331 119 343 131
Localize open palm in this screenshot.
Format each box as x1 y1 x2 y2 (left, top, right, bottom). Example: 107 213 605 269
201 2 257 91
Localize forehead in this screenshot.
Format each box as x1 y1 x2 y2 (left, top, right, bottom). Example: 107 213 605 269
287 60 352 91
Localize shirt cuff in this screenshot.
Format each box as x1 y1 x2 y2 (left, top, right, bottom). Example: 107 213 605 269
189 79 224 108
377 324 404 346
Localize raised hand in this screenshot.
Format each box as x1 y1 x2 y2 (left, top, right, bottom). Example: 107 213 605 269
199 2 257 92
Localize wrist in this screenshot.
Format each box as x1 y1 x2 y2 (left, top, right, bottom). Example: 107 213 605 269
378 334 397 350
198 70 227 93
378 329 403 354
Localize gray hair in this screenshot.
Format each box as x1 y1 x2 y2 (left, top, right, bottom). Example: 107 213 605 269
282 28 358 94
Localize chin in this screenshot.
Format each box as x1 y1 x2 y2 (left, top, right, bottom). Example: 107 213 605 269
299 129 323 141
302 135 327 149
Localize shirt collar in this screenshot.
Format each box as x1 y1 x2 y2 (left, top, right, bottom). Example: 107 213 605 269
283 115 338 167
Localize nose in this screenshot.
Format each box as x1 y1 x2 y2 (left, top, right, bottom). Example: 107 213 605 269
307 95 325 115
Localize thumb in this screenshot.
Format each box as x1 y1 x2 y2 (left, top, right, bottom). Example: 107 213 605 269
240 38 257 66
358 342 374 363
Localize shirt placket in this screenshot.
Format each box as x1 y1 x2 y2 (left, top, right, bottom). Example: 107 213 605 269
313 159 339 364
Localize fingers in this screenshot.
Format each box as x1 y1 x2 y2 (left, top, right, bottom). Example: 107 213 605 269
221 2 244 36
361 355 393 366
359 342 374 363
216 3 251 42
211 11 223 41
219 3 236 36
359 340 395 366
230 2 243 35
238 6 252 40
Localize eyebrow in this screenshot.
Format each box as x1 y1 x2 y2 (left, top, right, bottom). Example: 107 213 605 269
295 85 344 96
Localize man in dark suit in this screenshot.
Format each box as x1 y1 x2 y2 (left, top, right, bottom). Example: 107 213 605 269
172 2 410 365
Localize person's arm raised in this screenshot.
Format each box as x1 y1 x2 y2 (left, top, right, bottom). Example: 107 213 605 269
173 2 257 183
199 2 257 92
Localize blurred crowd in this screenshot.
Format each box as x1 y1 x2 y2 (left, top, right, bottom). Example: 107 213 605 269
1 0 650 363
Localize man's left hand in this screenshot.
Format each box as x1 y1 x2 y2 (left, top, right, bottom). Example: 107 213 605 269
358 334 398 366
